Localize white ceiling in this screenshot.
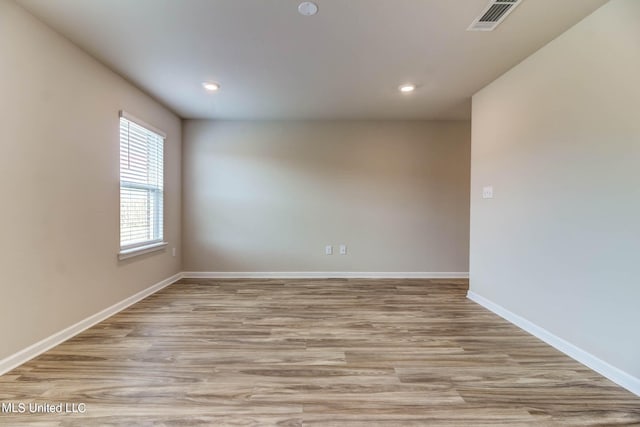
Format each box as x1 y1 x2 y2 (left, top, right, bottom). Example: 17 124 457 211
17 0 607 120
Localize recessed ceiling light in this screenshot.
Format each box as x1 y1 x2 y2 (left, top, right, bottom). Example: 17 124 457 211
202 82 220 92
399 84 416 93
298 2 318 16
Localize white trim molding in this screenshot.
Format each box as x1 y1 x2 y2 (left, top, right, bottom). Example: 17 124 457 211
119 110 166 138
467 290 640 397
118 241 168 260
0 272 183 377
182 271 469 279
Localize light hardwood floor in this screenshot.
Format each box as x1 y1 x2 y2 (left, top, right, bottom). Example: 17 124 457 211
1 278 639 426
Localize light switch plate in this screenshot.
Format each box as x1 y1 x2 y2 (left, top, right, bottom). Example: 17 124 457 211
339 244 347 255
325 245 333 255
482 186 494 199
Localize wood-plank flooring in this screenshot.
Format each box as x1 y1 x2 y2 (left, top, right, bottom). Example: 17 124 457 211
1 278 638 426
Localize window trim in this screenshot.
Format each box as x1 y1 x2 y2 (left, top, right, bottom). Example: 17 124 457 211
118 241 168 261
118 110 167 260
119 110 166 138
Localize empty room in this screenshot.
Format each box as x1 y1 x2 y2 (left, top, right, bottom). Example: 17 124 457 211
1 0 639 425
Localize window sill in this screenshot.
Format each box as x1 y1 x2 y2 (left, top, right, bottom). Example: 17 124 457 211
118 242 168 260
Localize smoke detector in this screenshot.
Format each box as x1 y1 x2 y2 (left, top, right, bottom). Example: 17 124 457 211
298 2 318 16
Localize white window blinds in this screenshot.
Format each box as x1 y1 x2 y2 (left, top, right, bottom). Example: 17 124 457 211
119 113 165 250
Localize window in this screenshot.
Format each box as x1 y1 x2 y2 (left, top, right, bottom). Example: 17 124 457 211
118 111 166 259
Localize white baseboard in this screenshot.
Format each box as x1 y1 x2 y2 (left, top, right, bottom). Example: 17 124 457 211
0 272 183 377
182 271 469 279
467 290 640 397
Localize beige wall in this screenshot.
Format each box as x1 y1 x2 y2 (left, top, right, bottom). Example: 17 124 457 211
183 120 470 273
470 0 640 379
0 1 181 360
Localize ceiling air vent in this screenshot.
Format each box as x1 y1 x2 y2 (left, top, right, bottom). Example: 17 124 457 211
467 0 523 31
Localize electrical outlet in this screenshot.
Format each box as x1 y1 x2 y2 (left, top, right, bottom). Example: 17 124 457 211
325 245 333 255
339 244 347 255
